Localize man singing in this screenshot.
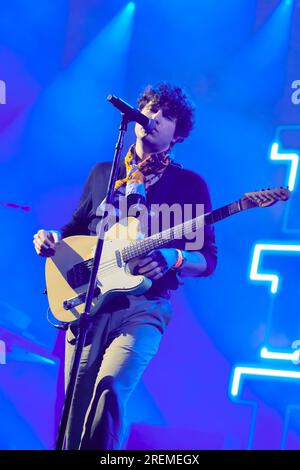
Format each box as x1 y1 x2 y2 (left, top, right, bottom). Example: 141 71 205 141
33 83 217 450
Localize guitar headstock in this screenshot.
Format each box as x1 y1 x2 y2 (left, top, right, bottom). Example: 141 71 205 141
241 187 290 210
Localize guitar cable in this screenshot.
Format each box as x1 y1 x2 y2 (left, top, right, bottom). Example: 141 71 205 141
46 307 68 330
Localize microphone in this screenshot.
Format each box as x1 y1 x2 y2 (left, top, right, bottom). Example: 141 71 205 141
107 94 156 133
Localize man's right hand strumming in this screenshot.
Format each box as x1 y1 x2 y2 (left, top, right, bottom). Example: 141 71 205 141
33 229 60 257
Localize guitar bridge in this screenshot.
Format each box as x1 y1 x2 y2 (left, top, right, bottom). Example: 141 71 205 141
63 286 100 310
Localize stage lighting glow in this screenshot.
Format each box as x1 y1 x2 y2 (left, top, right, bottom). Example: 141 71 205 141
32 0 137 168
126 2 136 13
270 142 299 192
249 243 300 294
30 353 56 365
231 366 300 397
260 346 300 362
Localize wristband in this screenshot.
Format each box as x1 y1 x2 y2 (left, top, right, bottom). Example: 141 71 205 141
172 249 184 270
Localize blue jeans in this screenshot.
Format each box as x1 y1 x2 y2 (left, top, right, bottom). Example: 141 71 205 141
64 294 172 450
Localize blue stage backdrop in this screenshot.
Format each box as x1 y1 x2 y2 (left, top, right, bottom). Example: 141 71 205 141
0 0 299 450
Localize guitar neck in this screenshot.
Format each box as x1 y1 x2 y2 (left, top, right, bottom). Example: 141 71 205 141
122 199 242 262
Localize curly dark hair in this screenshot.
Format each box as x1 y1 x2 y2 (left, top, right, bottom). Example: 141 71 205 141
137 83 195 142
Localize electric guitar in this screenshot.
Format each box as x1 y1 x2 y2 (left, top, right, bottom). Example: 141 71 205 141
45 187 290 323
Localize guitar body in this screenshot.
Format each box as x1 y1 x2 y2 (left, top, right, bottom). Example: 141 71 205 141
45 217 151 323
45 186 290 323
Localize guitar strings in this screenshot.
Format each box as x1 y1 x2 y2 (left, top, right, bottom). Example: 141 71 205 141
82 251 148 277
79 220 197 275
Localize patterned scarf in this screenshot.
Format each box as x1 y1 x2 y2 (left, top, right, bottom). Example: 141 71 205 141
95 145 173 236
114 144 172 195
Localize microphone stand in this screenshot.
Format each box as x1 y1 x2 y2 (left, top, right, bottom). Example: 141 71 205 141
55 112 129 450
